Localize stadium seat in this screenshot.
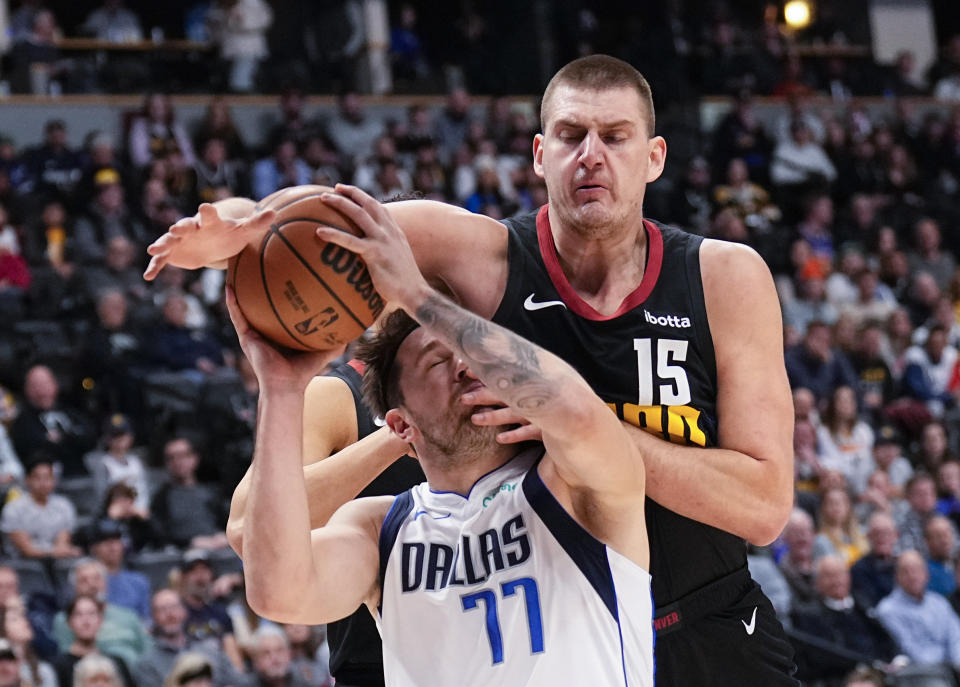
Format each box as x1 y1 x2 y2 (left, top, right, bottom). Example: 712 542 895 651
128 550 182 591
58 476 98 518
7 559 55 597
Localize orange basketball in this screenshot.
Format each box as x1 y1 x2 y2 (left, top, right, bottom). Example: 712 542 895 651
227 185 385 351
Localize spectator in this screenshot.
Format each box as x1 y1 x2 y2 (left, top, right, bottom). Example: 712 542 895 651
134 590 236 687
898 473 943 555
143 292 225 379
53 595 134 687
19 119 86 203
877 550 960 671
52 559 150 671
178 551 244 675
712 157 780 233
81 0 142 42
938 461 960 527
785 320 859 403
73 653 125 687
128 94 197 169
710 92 773 184
814 487 869 565
73 173 148 265
81 235 151 308
1 456 80 559
8 10 67 95
902 328 959 420
770 120 837 192
783 271 838 338
926 515 958 596
79 290 149 425
194 138 246 204
10 366 95 478
667 156 713 236
0 602 57 687
99 483 161 553
869 425 913 493
324 92 386 164
246 625 309 687
796 193 837 265
87 519 150 621
779 508 819 605
432 88 471 165
791 554 898 685
282 625 331 687
908 218 956 291
150 437 229 551
851 512 900 609
206 0 273 94
163 652 215 687
915 421 957 476
839 269 897 330
251 138 311 201
84 414 150 515
843 666 887 687
914 296 960 349
194 98 246 161
848 324 897 418
816 385 875 494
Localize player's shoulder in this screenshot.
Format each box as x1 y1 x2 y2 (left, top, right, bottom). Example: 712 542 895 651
699 239 773 287
387 198 507 237
330 495 397 534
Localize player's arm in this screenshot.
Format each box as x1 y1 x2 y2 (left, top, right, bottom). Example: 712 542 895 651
144 185 509 319
226 424 408 556
224 288 391 624
622 241 794 545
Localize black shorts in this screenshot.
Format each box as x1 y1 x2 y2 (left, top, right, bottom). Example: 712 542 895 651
653 566 799 687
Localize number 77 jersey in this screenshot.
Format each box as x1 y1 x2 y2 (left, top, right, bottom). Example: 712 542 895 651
375 449 654 687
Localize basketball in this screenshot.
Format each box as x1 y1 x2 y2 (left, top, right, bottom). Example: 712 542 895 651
227 185 385 351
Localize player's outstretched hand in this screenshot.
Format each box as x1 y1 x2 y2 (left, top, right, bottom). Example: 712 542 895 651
143 202 276 281
317 184 427 309
225 286 344 393
462 386 544 444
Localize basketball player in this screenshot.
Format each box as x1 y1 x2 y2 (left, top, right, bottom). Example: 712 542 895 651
226 361 423 687
146 55 796 685
228 230 653 684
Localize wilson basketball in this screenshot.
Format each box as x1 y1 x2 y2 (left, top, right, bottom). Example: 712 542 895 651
227 185 385 351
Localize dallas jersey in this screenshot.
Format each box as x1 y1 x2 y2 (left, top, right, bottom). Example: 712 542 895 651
376 448 653 687
493 206 745 607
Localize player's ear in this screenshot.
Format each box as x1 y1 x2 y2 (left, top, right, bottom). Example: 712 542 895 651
385 408 418 443
646 136 667 183
532 133 545 178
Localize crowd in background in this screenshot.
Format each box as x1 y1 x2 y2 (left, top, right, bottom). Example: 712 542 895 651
2 1 960 687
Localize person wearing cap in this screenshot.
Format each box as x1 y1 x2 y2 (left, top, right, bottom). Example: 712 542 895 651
179 550 244 675
85 414 150 516
870 424 913 494
134 589 239 687
87 518 150 621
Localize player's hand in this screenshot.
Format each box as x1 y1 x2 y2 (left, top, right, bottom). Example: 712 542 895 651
143 202 275 280
225 286 344 393
462 386 543 444
316 184 428 309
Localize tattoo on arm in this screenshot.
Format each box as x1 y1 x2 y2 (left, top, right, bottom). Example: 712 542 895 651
415 293 559 415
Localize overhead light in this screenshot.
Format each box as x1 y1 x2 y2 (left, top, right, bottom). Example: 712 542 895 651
784 0 813 30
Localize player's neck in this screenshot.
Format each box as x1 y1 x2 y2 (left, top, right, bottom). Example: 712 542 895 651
419 444 519 497
551 213 648 314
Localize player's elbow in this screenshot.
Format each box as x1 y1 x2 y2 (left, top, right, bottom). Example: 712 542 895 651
745 476 793 546
245 583 300 622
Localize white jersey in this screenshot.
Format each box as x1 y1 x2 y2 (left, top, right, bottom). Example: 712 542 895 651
376 448 654 687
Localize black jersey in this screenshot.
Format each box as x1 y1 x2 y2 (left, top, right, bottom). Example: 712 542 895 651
493 206 745 607
324 361 425 686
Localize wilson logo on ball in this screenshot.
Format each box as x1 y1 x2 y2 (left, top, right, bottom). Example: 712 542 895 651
319 243 385 319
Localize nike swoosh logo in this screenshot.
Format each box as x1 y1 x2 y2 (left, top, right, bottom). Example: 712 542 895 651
741 607 757 635
414 509 452 521
523 293 567 311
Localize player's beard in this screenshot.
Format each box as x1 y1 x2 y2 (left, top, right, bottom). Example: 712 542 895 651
409 404 503 466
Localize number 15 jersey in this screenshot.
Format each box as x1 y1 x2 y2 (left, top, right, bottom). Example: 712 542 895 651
376 449 654 687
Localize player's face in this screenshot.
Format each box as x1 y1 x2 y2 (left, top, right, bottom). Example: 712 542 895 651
393 330 501 458
534 85 665 237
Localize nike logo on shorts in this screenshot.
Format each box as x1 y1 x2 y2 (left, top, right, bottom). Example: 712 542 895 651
741 606 757 635
523 293 567 311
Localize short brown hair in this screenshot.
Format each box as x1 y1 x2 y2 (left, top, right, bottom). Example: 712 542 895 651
540 54 655 137
356 310 421 419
